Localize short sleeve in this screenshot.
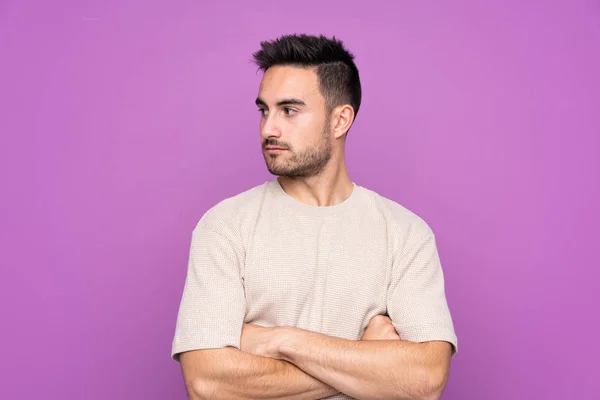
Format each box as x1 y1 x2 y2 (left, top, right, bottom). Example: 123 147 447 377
387 229 458 355
171 220 246 362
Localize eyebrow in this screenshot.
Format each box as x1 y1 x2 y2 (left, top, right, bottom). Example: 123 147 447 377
255 97 306 108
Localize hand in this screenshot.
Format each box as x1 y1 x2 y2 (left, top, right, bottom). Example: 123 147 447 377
240 323 283 359
361 315 401 341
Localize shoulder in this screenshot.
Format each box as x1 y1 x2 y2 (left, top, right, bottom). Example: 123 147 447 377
194 181 270 234
358 185 434 240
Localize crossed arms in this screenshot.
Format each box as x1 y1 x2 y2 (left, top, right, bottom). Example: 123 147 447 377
175 220 457 399
179 315 453 400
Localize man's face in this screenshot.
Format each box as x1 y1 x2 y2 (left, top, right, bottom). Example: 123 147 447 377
256 65 332 178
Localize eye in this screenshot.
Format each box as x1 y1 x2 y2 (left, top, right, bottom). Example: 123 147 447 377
258 108 268 117
284 107 297 116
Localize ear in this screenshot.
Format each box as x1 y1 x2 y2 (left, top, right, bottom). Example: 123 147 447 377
331 104 355 139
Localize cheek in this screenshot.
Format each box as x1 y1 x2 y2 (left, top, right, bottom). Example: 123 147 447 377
287 114 323 139
293 113 318 129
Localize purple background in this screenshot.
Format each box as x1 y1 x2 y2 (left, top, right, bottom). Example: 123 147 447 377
1 1 599 399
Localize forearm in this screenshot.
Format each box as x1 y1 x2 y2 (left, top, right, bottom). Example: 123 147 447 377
277 330 450 400
181 347 338 400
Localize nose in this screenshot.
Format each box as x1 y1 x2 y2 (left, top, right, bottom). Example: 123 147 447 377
261 114 282 139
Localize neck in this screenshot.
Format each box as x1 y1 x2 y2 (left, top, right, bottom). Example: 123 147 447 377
277 154 354 207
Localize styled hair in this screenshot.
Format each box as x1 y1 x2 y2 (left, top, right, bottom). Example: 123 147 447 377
252 34 362 119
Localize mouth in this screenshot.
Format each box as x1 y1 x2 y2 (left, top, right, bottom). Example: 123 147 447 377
265 147 288 153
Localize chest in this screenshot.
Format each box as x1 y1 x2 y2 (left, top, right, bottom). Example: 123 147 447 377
242 214 393 333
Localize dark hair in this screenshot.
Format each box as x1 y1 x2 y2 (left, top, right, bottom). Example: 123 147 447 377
252 33 362 119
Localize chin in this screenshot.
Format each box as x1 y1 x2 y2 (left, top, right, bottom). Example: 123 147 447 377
267 167 286 176
266 164 291 176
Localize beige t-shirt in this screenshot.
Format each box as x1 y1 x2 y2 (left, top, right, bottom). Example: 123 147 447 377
172 179 458 399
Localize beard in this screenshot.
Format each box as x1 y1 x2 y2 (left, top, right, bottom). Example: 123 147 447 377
262 121 332 178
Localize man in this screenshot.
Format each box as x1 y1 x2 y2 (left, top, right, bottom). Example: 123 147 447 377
172 34 458 400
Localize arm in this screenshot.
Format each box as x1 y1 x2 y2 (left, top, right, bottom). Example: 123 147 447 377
179 310 404 399
248 328 451 400
180 347 338 400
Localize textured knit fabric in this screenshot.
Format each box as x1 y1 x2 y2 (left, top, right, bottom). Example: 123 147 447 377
172 179 458 400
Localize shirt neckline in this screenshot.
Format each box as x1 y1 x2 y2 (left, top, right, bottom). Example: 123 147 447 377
269 178 360 217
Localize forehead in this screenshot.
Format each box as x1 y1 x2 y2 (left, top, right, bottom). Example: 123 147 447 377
258 65 323 105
